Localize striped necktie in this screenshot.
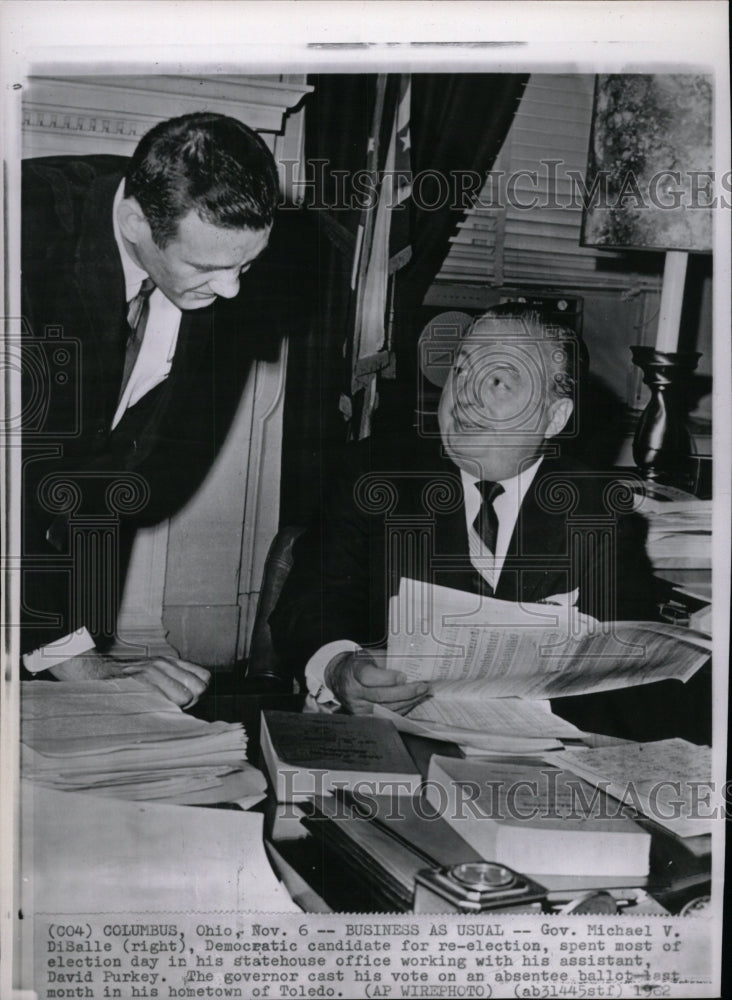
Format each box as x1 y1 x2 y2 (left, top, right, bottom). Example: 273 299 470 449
472 480 504 555
119 278 155 400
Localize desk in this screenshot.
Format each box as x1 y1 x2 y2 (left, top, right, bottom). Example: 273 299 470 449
191 670 305 761
263 776 711 918
193 678 711 917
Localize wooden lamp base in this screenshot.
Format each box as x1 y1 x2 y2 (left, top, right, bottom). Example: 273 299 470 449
630 346 701 488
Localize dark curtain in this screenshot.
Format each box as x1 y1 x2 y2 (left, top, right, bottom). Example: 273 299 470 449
279 73 529 525
402 74 528 315
279 75 376 526
380 73 529 435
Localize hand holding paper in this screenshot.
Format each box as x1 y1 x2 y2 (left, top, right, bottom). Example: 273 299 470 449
325 648 431 715
387 579 710 699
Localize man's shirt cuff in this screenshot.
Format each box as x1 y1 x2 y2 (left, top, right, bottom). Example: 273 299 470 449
304 639 360 707
22 628 96 674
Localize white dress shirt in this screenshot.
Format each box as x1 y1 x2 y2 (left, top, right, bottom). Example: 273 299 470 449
24 183 183 673
111 181 182 428
460 458 542 592
304 457 544 706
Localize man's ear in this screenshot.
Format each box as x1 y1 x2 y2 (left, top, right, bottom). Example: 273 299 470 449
544 398 573 439
117 197 151 246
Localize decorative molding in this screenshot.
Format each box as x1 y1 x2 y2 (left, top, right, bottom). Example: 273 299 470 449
77 75 313 121
23 74 313 198
23 76 312 149
23 108 142 139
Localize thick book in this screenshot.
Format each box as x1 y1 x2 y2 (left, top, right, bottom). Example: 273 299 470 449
426 755 651 879
260 710 422 802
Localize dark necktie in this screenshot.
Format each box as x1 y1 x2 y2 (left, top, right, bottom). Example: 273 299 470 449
119 277 155 401
472 480 505 555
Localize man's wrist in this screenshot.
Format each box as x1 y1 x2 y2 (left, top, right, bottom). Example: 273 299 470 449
304 640 360 705
23 628 96 675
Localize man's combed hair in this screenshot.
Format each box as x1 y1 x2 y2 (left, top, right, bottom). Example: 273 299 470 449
125 112 280 246
475 302 589 403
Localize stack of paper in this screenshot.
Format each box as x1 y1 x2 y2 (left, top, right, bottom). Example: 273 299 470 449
21 678 266 806
633 495 712 570
375 698 585 755
555 739 714 839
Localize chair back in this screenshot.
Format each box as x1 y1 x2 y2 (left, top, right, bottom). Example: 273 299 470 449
245 525 305 687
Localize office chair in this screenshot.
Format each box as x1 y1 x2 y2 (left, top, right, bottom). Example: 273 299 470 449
242 524 305 693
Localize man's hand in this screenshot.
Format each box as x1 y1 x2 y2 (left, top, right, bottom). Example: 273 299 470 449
324 649 430 716
49 650 211 709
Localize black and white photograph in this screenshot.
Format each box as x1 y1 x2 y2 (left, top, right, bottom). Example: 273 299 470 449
1 3 729 998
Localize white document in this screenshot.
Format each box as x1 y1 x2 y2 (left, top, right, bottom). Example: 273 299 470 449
555 739 714 838
387 579 710 699
373 703 567 754
407 694 586 739
19 781 298 914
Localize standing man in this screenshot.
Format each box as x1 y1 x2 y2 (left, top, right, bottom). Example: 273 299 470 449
21 112 279 706
270 305 685 739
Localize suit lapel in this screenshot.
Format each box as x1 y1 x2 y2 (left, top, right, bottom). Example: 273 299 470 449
73 170 127 427
390 448 583 605
421 447 482 596
498 458 574 603
385 447 585 605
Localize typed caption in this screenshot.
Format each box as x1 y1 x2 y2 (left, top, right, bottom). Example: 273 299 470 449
29 912 715 1000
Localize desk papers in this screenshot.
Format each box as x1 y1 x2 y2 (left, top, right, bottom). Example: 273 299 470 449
21 678 265 806
632 494 712 570
20 781 298 916
387 579 710 699
555 739 713 838
374 699 583 755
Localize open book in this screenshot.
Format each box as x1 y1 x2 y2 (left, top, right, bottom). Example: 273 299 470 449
387 578 710 701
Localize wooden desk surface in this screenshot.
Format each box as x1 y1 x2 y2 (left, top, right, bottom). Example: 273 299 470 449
190 669 305 762
190 671 711 915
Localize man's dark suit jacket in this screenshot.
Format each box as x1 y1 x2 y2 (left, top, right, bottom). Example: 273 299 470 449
21 155 263 653
270 433 710 743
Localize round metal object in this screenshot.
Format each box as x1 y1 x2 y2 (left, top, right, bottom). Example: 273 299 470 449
450 862 517 890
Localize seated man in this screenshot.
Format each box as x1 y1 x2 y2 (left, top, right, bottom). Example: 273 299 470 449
270 305 707 741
